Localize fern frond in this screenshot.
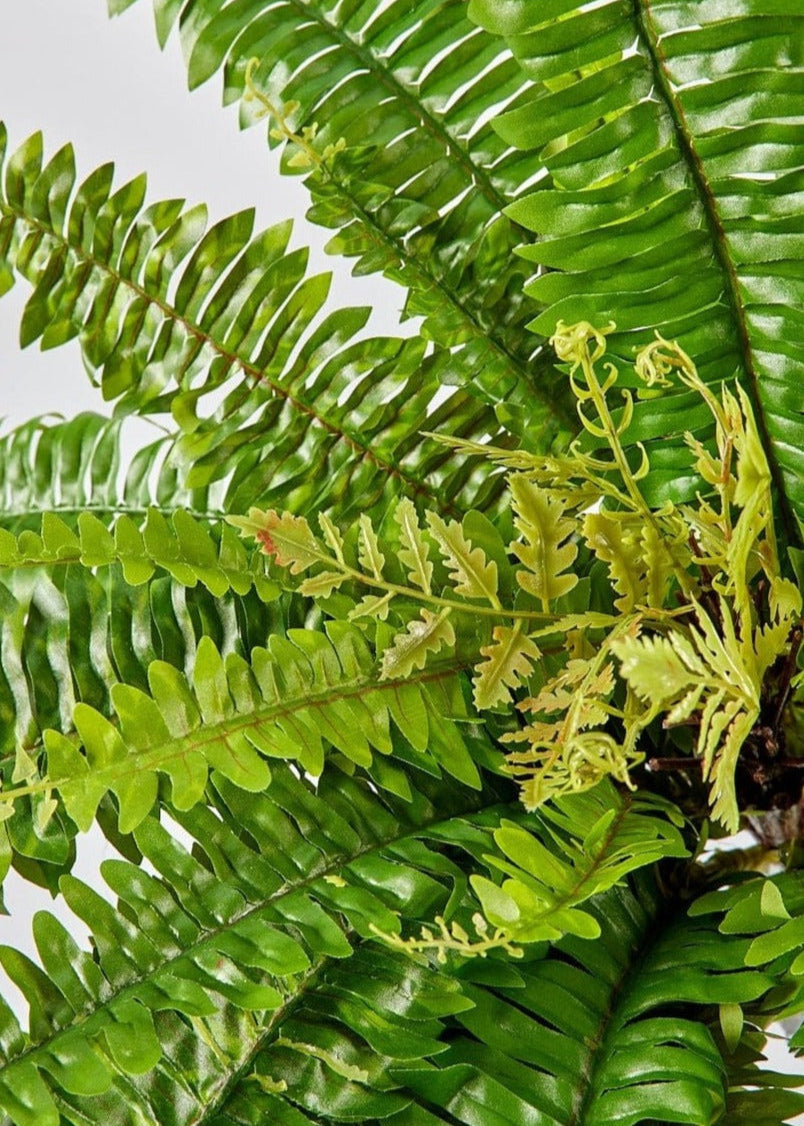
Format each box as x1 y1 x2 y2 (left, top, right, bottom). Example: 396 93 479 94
204 870 803 1126
2 628 482 838
0 751 799 1125
113 0 579 446
380 784 687 952
0 762 493 1126
0 412 243 527
0 508 277 600
0 128 512 522
0 569 295 892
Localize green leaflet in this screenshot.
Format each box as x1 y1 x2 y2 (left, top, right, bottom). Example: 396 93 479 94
690 874 804 1039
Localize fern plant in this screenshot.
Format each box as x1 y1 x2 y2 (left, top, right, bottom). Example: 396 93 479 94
0 1 801 1123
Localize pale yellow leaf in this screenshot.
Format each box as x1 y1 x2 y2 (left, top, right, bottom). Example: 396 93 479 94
509 477 577 606
349 591 393 621
357 514 385 578
298 571 346 598
583 512 645 612
380 609 454 679
611 634 693 705
425 512 498 603
395 498 432 594
473 627 541 711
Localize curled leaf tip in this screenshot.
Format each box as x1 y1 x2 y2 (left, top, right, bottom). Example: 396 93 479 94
550 320 615 368
634 331 696 388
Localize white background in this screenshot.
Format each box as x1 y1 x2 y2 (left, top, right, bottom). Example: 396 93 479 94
0 0 801 1105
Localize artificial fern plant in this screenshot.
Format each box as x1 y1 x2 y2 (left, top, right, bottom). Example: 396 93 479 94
0 1 801 1123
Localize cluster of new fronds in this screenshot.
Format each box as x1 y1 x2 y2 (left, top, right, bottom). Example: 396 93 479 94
235 323 802 832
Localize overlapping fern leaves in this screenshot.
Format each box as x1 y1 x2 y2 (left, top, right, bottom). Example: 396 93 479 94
109 0 579 444
236 324 803 833
0 801 799 1126
0 0 800 1122
470 0 804 530
0 125 513 524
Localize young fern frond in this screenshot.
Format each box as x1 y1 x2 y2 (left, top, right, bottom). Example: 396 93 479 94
238 326 802 831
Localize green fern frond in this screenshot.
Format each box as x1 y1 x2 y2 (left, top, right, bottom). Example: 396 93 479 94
470 0 803 531
112 0 579 446
0 412 237 527
7 757 791 1126
0 571 292 894
2 627 482 839
0 127 512 522
0 508 277 601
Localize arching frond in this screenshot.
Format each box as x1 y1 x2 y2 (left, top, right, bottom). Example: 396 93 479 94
470 0 803 533
0 128 514 522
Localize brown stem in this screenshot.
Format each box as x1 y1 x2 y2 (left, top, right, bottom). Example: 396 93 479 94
771 624 803 732
648 755 804 772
